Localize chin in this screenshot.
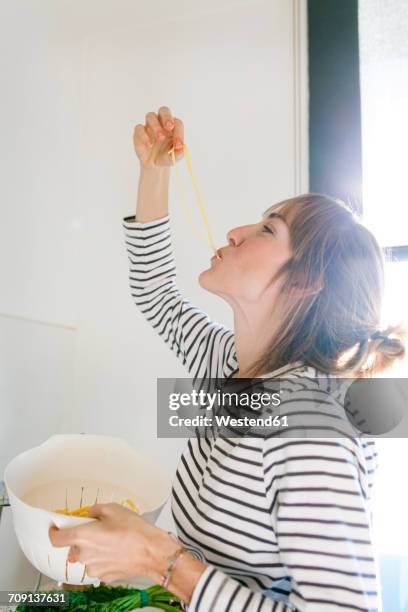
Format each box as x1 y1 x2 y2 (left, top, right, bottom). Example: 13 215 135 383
198 268 218 291
199 270 229 301
198 268 211 289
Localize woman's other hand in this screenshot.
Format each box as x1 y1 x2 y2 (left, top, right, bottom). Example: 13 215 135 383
133 106 184 168
48 502 178 584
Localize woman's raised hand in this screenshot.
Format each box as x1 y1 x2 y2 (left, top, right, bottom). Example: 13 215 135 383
133 106 184 168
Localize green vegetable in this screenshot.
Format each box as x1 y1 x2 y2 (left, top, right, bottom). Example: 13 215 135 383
16 584 183 611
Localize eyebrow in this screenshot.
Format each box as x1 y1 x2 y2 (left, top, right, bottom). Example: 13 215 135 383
261 210 288 226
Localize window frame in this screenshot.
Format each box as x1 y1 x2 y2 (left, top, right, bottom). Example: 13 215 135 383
307 0 408 262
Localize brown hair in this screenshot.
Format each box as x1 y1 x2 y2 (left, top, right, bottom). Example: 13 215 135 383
248 193 407 378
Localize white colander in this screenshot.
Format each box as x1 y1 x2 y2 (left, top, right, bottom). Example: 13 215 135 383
4 435 172 586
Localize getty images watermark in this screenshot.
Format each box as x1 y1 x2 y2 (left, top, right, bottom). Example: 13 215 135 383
156 376 408 438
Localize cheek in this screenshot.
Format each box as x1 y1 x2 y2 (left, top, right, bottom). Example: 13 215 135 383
198 243 289 298
235 243 282 280
234 243 290 295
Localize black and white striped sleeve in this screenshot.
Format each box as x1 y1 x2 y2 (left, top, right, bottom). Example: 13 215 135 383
123 214 236 379
188 565 299 611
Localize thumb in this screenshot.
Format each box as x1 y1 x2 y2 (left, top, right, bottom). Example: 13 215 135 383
87 503 106 519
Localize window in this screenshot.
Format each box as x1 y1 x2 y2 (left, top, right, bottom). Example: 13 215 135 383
359 0 408 367
359 5 408 609
359 0 408 250
308 2 408 607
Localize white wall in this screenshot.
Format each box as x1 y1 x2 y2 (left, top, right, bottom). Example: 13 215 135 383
0 0 308 587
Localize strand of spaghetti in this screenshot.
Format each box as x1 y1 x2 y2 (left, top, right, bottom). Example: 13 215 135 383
168 147 209 247
183 144 218 255
169 144 218 255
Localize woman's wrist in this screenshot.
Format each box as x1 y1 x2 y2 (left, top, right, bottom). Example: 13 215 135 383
147 530 207 604
146 530 180 584
135 164 170 223
165 548 208 604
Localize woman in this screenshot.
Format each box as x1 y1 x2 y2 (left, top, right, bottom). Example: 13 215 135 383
50 106 406 611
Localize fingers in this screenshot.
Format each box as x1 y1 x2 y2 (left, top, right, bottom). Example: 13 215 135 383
158 106 174 132
172 118 184 151
134 124 153 149
100 573 123 584
67 544 80 563
145 108 183 148
67 544 97 565
145 111 166 143
49 516 100 548
49 524 79 548
88 502 136 520
86 565 124 583
133 107 184 166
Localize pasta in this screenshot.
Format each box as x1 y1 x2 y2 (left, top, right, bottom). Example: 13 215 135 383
168 145 218 256
54 498 140 517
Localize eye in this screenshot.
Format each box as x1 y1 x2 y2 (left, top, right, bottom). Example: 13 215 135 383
262 224 274 234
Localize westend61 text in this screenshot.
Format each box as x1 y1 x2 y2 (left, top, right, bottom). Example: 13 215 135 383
169 414 289 428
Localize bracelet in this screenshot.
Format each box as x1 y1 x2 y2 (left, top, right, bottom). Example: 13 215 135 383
161 533 186 590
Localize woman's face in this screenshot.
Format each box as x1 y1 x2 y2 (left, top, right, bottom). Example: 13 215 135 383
199 208 293 304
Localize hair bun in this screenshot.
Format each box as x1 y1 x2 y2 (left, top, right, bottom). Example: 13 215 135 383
370 330 388 342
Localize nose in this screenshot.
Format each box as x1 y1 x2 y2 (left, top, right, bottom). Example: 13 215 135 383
226 224 255 247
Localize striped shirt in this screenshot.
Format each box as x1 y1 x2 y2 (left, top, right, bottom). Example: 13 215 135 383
123 214 380 612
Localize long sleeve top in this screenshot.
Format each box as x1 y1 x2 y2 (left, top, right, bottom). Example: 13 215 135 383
123 213 380 612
